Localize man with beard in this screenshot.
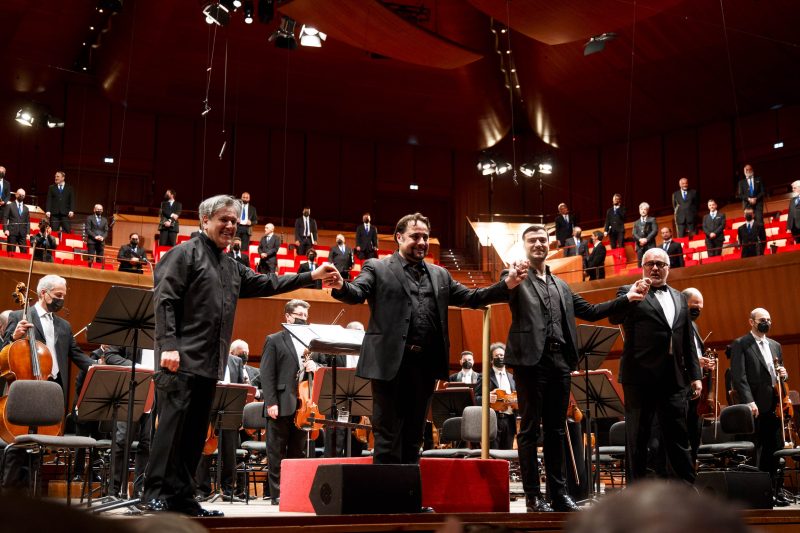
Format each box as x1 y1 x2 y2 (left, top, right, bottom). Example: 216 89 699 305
449 351 477 384
235 191 258 245
355 212 378 260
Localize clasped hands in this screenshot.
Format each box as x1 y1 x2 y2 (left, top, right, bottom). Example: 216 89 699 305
310 263 345 289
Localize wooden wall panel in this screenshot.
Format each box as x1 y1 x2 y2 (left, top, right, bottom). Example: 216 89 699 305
152 115 195 211
230 123 271 214
339 139 375 226
698 120 734 203
630 136 663 213
664 128 698 208
305 133 342 222
569 148 600 226
600 142 628 212
267 129 305 225
109 107 155 176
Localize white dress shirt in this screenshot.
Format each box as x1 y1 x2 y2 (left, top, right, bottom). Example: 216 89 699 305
35 302 59 379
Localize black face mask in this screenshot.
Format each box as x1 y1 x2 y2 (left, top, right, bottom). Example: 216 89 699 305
689 308 701 321
308 255 316 263
17 197 25 203
756 321 770 334
95 211 102 216
46 294 65 313
292 318 307 326
461 361 473 370
233 244 241 251
130 239 139 247
492 357 505 369
0 172 5 178
363 218 370 224
242 200 248 205
336 239 344 245
239 353 249 364
745 214 753 222
164 194 171 201
303 211 310 217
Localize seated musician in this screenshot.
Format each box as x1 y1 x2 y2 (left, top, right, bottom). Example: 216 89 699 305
32 219 57 262
260 299 319 506
475 342 517 450
449 350 477 384
117 232 148 273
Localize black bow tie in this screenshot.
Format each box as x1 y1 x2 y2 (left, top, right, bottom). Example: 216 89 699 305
651 284 668 293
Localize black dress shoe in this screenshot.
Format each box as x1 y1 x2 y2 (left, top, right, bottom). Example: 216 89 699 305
774 495 791 507
551 494 580 512
270 497 280 506
192 508 225 517
420 506 435 513
525 496 554 513
142 498 169 512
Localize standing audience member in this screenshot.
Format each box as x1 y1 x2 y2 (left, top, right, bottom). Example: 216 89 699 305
84 204 109 267
702 199 726 257
46 170 75 233
355 213 378 260
632 202 657 266
604 193 626 249
3 189 30 253
585 231 606 280
257 223 281 275
672 177 699 237
737 163 766 223
294 207 317 256
738 207 767 258
235 192 258 245
554 203 575 248
329 234 354 280
787 180 800 244
0 165 10 209
158 189 182 246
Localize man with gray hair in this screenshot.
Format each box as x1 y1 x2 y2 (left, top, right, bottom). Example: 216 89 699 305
610 247 702 484
632 202 657 266
143 195 339 516
787 179 800 244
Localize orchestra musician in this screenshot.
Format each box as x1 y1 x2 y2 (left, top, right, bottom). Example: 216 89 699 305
142 195 339 517
475 343 517 450
449 351 477 384
682 288 714 463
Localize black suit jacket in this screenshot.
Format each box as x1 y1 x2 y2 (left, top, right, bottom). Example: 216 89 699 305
503 268 631 370
730 333 782 414
586 242 606 280
260 329 304 417
3 307 94 407
659 240 685 268
702 212 726 250
257 234 281 270
297 261 322 288
228 251 250 268
563 237 588 260
355 224 378 253
332 252 510 381
84 215 109 241
787 197 800 235
238 204 258 236
632 217 657 251
117 244 148 272
3 202 30 237
227 354 246 384
672 189 699 224
475 370 516 405
329 245 354 273
46 183 75 216
294 216 318 242
604 205 626 234
555 215 575 246
737 222 767 257
159 200 182 233
33 233 57 262
737 177 766 210
610 285 701 389
448 370 478 384
0 179 10 204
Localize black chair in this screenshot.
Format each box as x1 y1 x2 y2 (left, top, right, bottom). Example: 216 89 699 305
696 405 756 470
597 420 626 488
420 417 474 458
239 402 267 500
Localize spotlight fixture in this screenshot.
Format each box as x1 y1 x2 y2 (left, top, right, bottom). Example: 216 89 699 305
584 32 617 56
519 156 554 177
774 141 784 149
299 25 326 47
269 16 297 49
97 0 123 13
477 156 497 176
495 160 512 175
203 2 231 26
243 0 254 23
14 107 65 129
15 109 35 127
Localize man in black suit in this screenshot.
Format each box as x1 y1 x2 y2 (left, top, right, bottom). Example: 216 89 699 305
261 299 320 504
235 191 258 245
0 165 10 210
586 231 606 281
501 224 645 511
293 207 317 256
329 234 354 280
731 308 787 501
297 249 322 289
449 350 477 384
682 288 715 463
632 202 657 266
787 180 800 244
2 274 95 489
228 237 250 268
84 203 109 267
329 212 525 465
604 193 626 249
738 207 767 258
659 227 685 268
475 343 517 450
117 232 148 273
3 188 30 253
230 339 261 396
45 170 75 233
355 212 378 260
672 177 699 237
32 219 57 262
158 188 182 246
563 227 588 259
737 163 766 223
609 248 703 484
257 223 281 274
702 199 726 257
554 203 575 248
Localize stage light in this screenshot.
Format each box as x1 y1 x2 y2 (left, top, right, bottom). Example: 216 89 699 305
243 0 254 23
15 109 34 127
45 115 65 128
299 25 326 47
203 2 231 26
409 184 419 190
538 162 553 174
519 162 535 177
477 157 496 176
232 0 242 7
269 16 297 49
584 32 617 56
495 160 512 175
774 141 784 149
104 157 115 164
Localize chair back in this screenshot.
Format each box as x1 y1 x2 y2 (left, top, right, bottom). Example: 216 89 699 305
242 402 266 431
439 417 462 444
719 404 754 435
461 406 497 443
608 420 626 446
7 381 63 428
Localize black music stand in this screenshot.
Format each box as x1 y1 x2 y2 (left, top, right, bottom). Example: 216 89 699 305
86 286 155 512
77 366 153 508
431 388 475 430
573 324 620 498
206 383 253 503
314 368 372 457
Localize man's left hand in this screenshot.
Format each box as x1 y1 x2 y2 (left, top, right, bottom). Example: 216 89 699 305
690 379 702 399
778 366 788 380
68 211 74 218
504 260 529 289
312 263 342 288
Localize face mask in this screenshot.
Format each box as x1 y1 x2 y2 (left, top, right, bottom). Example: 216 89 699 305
336 239 344 245
131 239 139 246
165 194 171 201
233 244 241 251
461 361 473 370
17 196 25 203
46 293 65 313
308 255 316 262
303 210 310 217
292 318 307 325
492 357 505 369
239 353 248 364
745 214 753 221
363 217 370 224
95 211 102 216
0 172 5 178
242 200 248 205
756 321 770 334
689 308 701 321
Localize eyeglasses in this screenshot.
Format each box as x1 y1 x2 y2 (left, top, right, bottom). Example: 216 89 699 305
642 261 668 269
756 319 772 324
289 313 307 320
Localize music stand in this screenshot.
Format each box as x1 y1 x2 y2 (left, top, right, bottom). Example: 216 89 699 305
206 383 254 504
314 368 372 457
431 388 475 430
574 324 620 498
86 286 155 512
77 366 153 508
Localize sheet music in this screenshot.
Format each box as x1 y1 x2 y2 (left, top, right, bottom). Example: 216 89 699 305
283 323 364 355
140 348 155 370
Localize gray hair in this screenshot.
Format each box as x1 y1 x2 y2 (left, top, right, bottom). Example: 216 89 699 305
682 287 702 300
229 339 249 353
0 310 12 335
284 299 310 315
37 274 66 294
198 195 241 222
639 202 650 210
642 247 669 264
346 321 364 330
792 180 800 190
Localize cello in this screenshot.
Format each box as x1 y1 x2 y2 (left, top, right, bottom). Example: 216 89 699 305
0 256 63 441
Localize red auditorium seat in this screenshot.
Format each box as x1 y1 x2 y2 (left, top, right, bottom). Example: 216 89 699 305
702 255 723 265
722 251 741 261
684 259 699 267
777 243 800 253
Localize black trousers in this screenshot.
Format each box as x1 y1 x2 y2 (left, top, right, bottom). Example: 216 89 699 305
356 249 377 261
195 428 239 495
513 356 571 499
635 244 652 267
143 371 215 511
623 383 695 484
50 214 71 233
493 413 517 450
370 350 436 465
706 237 724 257
113 413 151 496
235 228 251 246
5 233 27 253
675 221 695 238
87 240 104 265
687 395 702 464
266 415 306 498
608 229 624 250
754 412 781 482
297 236 314 256
159 230 178 247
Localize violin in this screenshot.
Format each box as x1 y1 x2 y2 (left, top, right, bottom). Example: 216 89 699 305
567 398 583 423
773 355 794 448
294 351 325 439
697 348 722 421
489 389 518 411
353 416 375 450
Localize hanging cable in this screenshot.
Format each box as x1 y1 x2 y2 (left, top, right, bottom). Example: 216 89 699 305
111 0 138 217
623 0 637 202
504 1 518 185
718 0 745 161
201 23 219 197
219 39 229 160
279 45 291 230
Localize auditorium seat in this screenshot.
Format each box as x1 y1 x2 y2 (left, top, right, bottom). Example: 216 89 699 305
684 259 699 268
176 235 190 244
153 245 172 262
777 243 800 253
702 255 723 265
61 233 84 249
722 250 741 261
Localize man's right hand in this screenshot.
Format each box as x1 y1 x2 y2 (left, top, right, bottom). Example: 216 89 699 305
12 319 33 341
748 402 759 417
267 404 279 419
160 350 180 372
